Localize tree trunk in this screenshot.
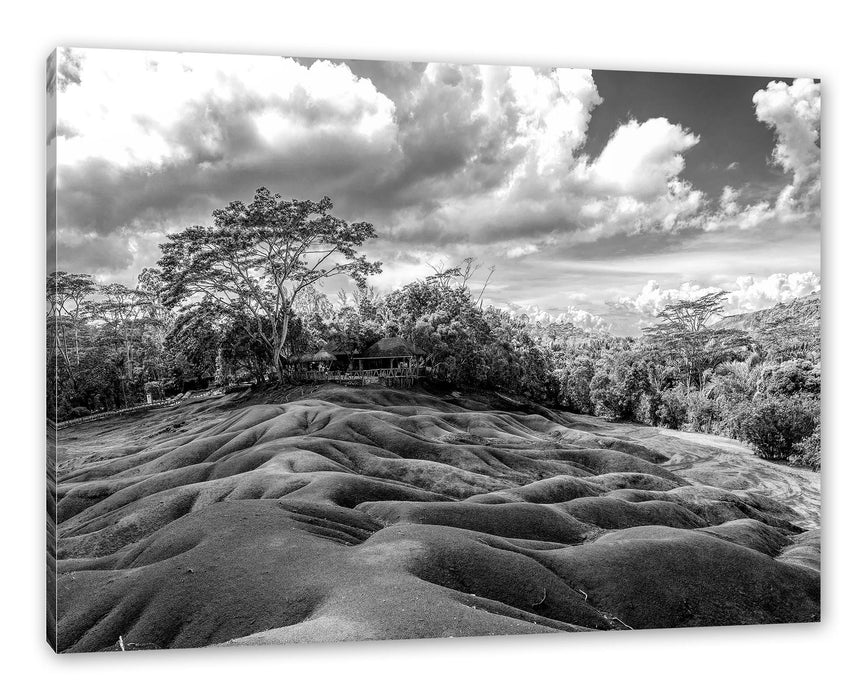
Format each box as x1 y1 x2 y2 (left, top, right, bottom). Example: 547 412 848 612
272 345 283 382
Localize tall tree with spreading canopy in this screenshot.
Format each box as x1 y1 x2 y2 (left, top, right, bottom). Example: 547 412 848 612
47 271 97 369
158 187 381 377
643 291 752 389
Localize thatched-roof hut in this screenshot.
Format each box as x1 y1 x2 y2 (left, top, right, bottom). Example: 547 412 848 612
323 342 353 357
357 337 424 369
363 337 423 357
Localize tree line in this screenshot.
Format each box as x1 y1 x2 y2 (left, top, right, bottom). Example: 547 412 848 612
47 188 820 470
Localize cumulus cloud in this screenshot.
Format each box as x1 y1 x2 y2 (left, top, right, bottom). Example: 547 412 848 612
702 78 821 232
727 271 821 312
753 78 821 218
702 186 775 231
57 51 485 284
59 52 396 171
614 271 820 320
53 50 820 335
615 280 725 317
56 50 400 243
577 118 700 200
375 64 606 245
56 52 617 276
56 51 725 280
569 118 705 238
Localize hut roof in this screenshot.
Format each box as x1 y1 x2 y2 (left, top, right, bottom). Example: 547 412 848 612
323 342 353 356
361 337 423 358
312 350 337 362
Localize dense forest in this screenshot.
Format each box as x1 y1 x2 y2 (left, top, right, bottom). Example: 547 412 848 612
48 188 821 470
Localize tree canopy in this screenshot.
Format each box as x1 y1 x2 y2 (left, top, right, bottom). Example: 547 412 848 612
158 187 381 377
643 291 752 389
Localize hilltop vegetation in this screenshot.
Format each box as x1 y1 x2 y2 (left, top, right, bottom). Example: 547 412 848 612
714 292 820 359
48 189 821 469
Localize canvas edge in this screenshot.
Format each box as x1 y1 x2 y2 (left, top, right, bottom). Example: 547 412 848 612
46 47 59 653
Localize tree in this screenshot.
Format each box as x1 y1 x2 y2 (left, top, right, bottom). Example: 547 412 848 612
136 267 173 346
643 291 751 389
47 271 97 368
729 396 819 461
589 350 650 420
164 300 224 387
158 187 381 378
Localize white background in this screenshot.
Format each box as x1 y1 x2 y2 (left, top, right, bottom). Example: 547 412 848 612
1 1 863 697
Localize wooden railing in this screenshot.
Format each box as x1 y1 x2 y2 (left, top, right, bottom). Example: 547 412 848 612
290 367 424 386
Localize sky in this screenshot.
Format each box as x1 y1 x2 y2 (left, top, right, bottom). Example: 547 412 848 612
48 48 821 335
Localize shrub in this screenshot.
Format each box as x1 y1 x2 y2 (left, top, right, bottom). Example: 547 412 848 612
762 359 821 397
589 352 649 420
790 430 821 471
143 381 163 400
556 355 595 414
686 389 722 433
69 406 91 419
656 386 689 429
729 397 819 461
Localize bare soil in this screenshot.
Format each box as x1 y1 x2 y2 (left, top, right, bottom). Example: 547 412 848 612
51 384 820 651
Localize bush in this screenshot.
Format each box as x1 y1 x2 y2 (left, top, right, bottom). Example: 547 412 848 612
556 355 595 414
730 397 819 461
656 386 689 429
69 406 91 419
589 352 648 420
143 380 163 400
686 390 722 433
790 430 821 471
762 359 821 397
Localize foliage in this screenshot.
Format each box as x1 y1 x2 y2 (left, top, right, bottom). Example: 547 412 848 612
790 430 821 472
143 381 163 399
47 272 175 420
589 351 648 420
715 293 820 362
762 358 821 397
643 291 752 389
554 354 596 413
47 190 820 470
728 397 820 461
684 386 723 433
710 360 762 404
655 385 690 429
158 187 381 377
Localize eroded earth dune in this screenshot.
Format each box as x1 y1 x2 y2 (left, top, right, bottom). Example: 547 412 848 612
52 385 820 651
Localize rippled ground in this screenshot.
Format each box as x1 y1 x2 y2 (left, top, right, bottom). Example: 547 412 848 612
51 385 820 652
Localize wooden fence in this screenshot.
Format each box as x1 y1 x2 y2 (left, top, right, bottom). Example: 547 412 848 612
52 368 425 430
52 397 183 430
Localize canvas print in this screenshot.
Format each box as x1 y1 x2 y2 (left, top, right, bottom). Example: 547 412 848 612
47 48 821 652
